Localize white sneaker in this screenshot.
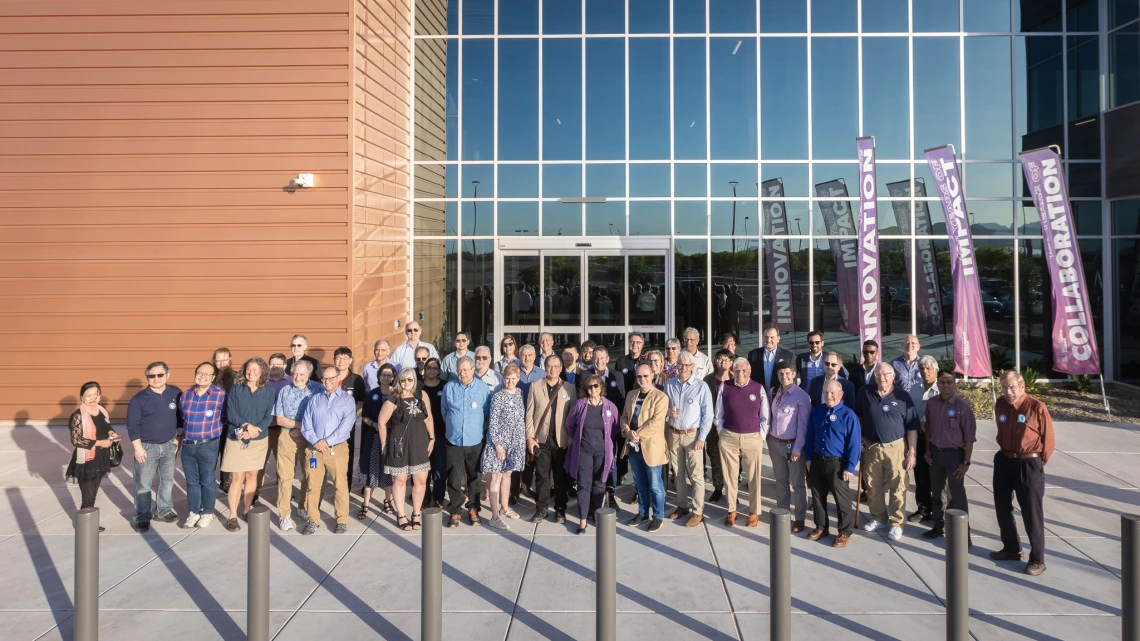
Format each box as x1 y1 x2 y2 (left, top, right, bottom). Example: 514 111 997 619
887 526 904 541
196 514 214 529
488 517 510 530
296 508 308 521
862 519 887 532
279 515 296 532
183 513 201 529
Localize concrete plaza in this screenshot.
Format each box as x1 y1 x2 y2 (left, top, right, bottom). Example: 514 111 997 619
0 419 1133 640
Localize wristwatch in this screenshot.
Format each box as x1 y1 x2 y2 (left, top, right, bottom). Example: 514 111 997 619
963 460 971 466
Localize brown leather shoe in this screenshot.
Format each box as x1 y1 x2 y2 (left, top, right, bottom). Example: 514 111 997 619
989 549 1024 561
807 528 826 541
833 533 851 548
685 513 704 527
791 520 805 533
1024 562 1047 576
226 517 241 532
724 511 737 526
448 514 461 528
669 507 691 520
746 513 760 527
469 508 481 527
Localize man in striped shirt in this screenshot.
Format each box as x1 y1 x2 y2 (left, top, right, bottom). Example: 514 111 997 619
180 362 227 529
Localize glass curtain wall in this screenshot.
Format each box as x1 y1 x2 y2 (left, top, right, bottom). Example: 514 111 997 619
411 0 1108 374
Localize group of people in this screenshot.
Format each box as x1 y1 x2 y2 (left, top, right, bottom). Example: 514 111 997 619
66 321 1055 576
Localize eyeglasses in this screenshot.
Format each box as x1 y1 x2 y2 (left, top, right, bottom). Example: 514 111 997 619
194 371 213 378
426 365 440 371
502 342 515 347
291 344 305 348
406 327 420 333
321 376 338 381
862 350 877 355
808 340 823 345
824 362 840 367
587 384 601 390
636 374 651 379
146 373 166 379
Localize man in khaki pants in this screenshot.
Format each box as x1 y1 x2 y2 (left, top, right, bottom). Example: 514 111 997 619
664 352 713 527
299 366 358 535
853 365 920 541
715 358 770 527
272 360 323 531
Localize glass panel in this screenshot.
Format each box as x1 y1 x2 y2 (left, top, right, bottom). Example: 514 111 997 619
499 164 539 197
1068 35 1100 159
587 255 626 327
414 201 448 236
1073 201 1102 236
812 240 861 362
461 201 492 235
761 163 809 197
711 0 756 33
675 163 708 196
498 202 539 235
965 0 1011 31
1069 116 1100 160
761 38 808 159
462 40 494 161
1111 0 1140 29
881 200 910 234
462 240 495 345
878 239 910 355
413 39 456 162
543 164 582 197
588 333 628 364
1067 162 1100 197
415 0 458 35
630 255 667 325
543 203 582 235
812 0 857 32
675 200 709 235
1116 238 1140 382
586 201 627 236
543 39 582 160
876 163 911 198
499 40 539 161
629 201 671 235
1066 0 1098 31
862 38 910 160
964 163 1014 197
1115 199 1140 235
1015 0 1062 32
630 0 670 33
586 164 625 197
862 0 908 33
762 234 811 355
464 165 493 196
545 255 583 326
914 37 961 158
674 38 707 160
914 0 960 32
544 0 582 34
675 239 710 344
414 240 457 349
414 163 455 199
1016 36 1063 153
1110 23 1139 108
503 255 542 326
966 37 1014 160
811 38 857 160
711 200 758 236
711 239 759 348
587 0 624 33
761 0 806 32
814 164 858 190
463 0 494 34
586 39 626 160
630 164 671 196
711 38 758 159
674 0 706 33
500 0 539 34
965 200 1014 235
630 39 671 160
711 165 757 196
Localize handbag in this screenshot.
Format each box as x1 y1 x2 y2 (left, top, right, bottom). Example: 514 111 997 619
108 440 123 468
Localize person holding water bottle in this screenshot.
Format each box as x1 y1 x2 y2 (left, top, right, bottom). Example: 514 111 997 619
300 366 359 535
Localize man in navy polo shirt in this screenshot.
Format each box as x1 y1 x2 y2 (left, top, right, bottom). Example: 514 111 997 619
127 361 182 533
854 365 920 541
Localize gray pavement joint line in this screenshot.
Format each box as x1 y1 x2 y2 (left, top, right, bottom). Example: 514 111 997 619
699 521 744 641
31 612 75 641
95 531 194 598
1063 451 1140 491
1054 531 1120 578
500 521 539 641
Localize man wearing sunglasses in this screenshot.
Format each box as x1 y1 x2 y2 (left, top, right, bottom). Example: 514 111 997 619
390 321 439 372
441 332 472 382
285 334 322 378
796 331 848 391
807 351 856 408
852 339 881 398
127 361 183 533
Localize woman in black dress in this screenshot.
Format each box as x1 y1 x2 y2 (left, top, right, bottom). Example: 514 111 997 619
420 358 447 509
377 367 435 530
65 381 120 530
359 363 396 519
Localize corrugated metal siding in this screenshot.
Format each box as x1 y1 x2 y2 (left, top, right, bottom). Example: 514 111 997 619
0 0 356 420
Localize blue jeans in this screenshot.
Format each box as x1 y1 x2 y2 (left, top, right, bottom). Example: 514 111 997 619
133 439 177 524
628 449 665 519
180 438 219 516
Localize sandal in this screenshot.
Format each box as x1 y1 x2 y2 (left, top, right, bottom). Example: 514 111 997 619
411 513 422 530
398 515 413 531
357 505 370 521
383 499 396 515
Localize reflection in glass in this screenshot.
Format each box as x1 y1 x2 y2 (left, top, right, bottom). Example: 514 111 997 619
875 163 911 198
761 0 806 32
544 39 582 160
464 165 493 196
964 163 1013 197
964 0 1010 32
760 232 811 353
761 164 809 197
630 39 671 160
586 201 627 236
710 0 756 33
630 0 670 33
675 163 707 197
913 0 959 32
1068 35 1100 159
498 202 539 235
862 38 910 159
413 39 456 162
812 240 861 362
675 239 710 346
499 0 539 34
462 240 495 345
630 164 671 196
503 255 542 326
414 201 448 236
544 255 582 326
630 255 667 326
414 163 455 199
587 39 625 160
498 40 538 160
862 0 907 33
462 201 492 236
543 164 582 197
462 40 494 161
1067 162 1100 197
1071 201 1102 236
414 240 457 348
674 0 705 33
629 201 671 235
1015 0 1062 32
586 164 625 197
1110 23 1139 108
1115 238 1140 382
464 0 494 34
544 0 581 34
711 165 757 196
812 0 857 32
963 201 1014 235
587 255 625 328
711 200 758 236
880 200 910 235
499 164 539 197
966 37 1013 160
1015 36 1063 153
711 38 758 159
761 38 807 159
674 38 707 159
587 0 624 33
914 37 961 157
675 201 708 235
543 203 582 236
812 38 857 160
877 239 910 355
711 240 759 349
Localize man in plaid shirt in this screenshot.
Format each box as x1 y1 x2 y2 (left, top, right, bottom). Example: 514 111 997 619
180 362 227 529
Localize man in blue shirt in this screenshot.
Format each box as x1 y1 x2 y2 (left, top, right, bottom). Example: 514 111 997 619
127 361 182 533
442 357 491 527
299 366 358 535
665 352 714 527
804 380 861 548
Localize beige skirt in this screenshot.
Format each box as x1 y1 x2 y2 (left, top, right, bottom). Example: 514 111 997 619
220 436 269 472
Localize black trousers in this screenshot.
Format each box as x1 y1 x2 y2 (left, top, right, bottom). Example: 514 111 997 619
79 474 105 509
704 425 724 490
345 426 356 487
428 438 449 503
510 456 535 499
913 430 932 512
576 447 607 521
810 456 855 535
533 435 569 514
993 453 1046 564
929 447 968 522
445 442 485 514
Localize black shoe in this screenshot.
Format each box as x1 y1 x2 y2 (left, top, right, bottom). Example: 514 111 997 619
922 521 945 539
509 494 519 506
989 549 1025 561
627 514 646 527
908 509 931 523
708 488 723 504
135 522 151 533
530 510 548 524
251 494 261 506
647 518 663 533
155 512 179 524
555 510 567 524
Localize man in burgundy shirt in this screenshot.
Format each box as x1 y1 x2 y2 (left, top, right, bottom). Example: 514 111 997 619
990 370 1055 576
921 370 976 541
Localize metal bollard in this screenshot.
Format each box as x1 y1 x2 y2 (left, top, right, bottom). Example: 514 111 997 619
769 508 791 641
596 507 617 641
422 507 443 641
74 507 100 641
247 506 270 641
1124 514 1140 641
945 509 969 641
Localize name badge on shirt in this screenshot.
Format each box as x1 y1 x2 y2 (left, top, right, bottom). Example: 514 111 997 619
372 393 380 401
606 410 612 417
882 405 890 413
610 380 617 388
471 402 478 409
782 406 792 415
622 368 628 374
829 414 837 422
749 394 757 401
687 398 694 404
168 402 176 410
998 414 1007 422
437 391 443 397
561 393 568 399
205 409 214 417
947 409 956 418
1018 414 1027 423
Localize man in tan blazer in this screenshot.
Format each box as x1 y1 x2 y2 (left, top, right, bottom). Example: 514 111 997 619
526 356 577 524
621 364 670 532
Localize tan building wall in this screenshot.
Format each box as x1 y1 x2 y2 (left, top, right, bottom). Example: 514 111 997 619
0 0 413 421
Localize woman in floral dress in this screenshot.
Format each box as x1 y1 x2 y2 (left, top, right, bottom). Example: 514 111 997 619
481 364 526 529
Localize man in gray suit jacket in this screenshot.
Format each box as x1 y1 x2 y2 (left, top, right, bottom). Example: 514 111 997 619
525 356 577 524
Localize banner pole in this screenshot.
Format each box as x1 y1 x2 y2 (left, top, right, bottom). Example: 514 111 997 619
989 376 997 408
1100 375 1112 417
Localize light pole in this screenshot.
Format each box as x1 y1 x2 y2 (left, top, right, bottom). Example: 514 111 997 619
729 181 738 284
471 180 483 342
744 216 750 252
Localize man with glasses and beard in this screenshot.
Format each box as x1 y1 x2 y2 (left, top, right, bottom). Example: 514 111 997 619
796 330 848 391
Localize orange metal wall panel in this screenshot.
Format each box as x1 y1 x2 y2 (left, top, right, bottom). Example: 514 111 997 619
0 0 357 420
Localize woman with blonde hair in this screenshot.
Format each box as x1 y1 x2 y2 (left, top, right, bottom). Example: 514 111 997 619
482 363 527 529
377 367 435 530
222 356 276 531
645 350 667 389
494 334 521 373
